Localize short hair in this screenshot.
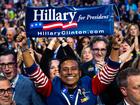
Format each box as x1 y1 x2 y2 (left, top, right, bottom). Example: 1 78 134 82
0 46 17 62
59 57 81 72
90 36 109 48
7 28 16 36
116 67 140 87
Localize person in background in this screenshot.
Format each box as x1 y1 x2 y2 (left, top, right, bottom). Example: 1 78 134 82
0 47 46 105
80 46 95 77
76 36 91 57
81 46 93 63
125 23 140 46
66 37 81 61
91 36 109 67
0 34 8 48
0 71 15 105
48 59 60 80
0 19 7 36
6 28 16 50
116 67 140 105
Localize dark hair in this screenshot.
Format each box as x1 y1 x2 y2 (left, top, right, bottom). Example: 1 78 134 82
48 58 60 68
59 57 81 72
116 67 140 87
0 46 17 62
90 36 109 48
47 58 60 78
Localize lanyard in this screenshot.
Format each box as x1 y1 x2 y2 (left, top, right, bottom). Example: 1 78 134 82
61 89 80 105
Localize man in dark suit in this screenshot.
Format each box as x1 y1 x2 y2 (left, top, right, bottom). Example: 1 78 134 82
116 67 140 105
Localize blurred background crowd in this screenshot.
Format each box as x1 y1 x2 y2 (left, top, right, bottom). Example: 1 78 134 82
0 0 140 105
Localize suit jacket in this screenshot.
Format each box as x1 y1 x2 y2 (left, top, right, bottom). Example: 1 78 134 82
14 74 45 105
117 100 127 105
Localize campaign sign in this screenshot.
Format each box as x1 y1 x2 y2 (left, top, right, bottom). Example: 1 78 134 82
26 5 114 37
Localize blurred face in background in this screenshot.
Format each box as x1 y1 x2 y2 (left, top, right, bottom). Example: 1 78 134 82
81 37 90 47
67 37 75 49
6 30 15 43
81 46 93 63
49 59 60 80
119 41 131 55
129 25 139 37
92 41 107 62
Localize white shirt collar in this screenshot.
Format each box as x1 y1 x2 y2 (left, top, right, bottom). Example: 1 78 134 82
124 99 131 105
11 74 19 88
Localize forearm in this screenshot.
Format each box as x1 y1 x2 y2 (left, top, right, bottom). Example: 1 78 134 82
92 58 120 95
110 48 119 62
25 63 52 97
22 49 35 68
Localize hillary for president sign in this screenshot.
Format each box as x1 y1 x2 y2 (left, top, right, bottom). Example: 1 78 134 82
26 5 114 37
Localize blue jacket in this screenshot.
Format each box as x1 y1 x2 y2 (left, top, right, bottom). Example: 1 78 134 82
46 76 97 105
26 58 120 105
14 74 45 105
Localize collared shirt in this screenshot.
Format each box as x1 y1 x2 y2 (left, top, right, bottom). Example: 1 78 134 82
53 45 61 58
11 74 19 100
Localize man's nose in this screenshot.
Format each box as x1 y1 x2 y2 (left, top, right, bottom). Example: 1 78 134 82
68 69 72 74
3 91 9 97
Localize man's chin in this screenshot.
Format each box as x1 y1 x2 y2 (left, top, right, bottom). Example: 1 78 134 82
7 76 13 81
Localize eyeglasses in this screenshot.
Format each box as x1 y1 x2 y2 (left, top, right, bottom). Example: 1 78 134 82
92 48 107 52
6 34 12 36
0 88 12 95
0 62 15 69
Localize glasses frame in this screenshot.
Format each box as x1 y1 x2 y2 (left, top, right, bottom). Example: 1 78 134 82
0 88 12 96
0 62 15 69
92 48 107 52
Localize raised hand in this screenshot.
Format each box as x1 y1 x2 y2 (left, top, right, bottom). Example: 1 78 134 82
112 31 123 49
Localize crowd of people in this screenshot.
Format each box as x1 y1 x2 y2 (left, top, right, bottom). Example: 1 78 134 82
0 0 140 105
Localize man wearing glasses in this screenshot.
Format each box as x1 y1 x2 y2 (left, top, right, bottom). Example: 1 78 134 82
0 47 45 105
90 36 109 73
0 72 15 105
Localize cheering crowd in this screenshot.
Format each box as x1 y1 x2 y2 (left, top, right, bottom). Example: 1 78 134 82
0 0 140 105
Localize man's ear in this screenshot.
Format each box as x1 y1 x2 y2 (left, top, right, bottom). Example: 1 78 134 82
120 87 127 96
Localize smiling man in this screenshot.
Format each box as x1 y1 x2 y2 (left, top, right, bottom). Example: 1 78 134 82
0 72 15 105
0 47 45 105
21 32 123 105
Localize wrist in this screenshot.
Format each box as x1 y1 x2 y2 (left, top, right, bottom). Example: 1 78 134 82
112 47 120 50
112 44 120 50
21 46 29 52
